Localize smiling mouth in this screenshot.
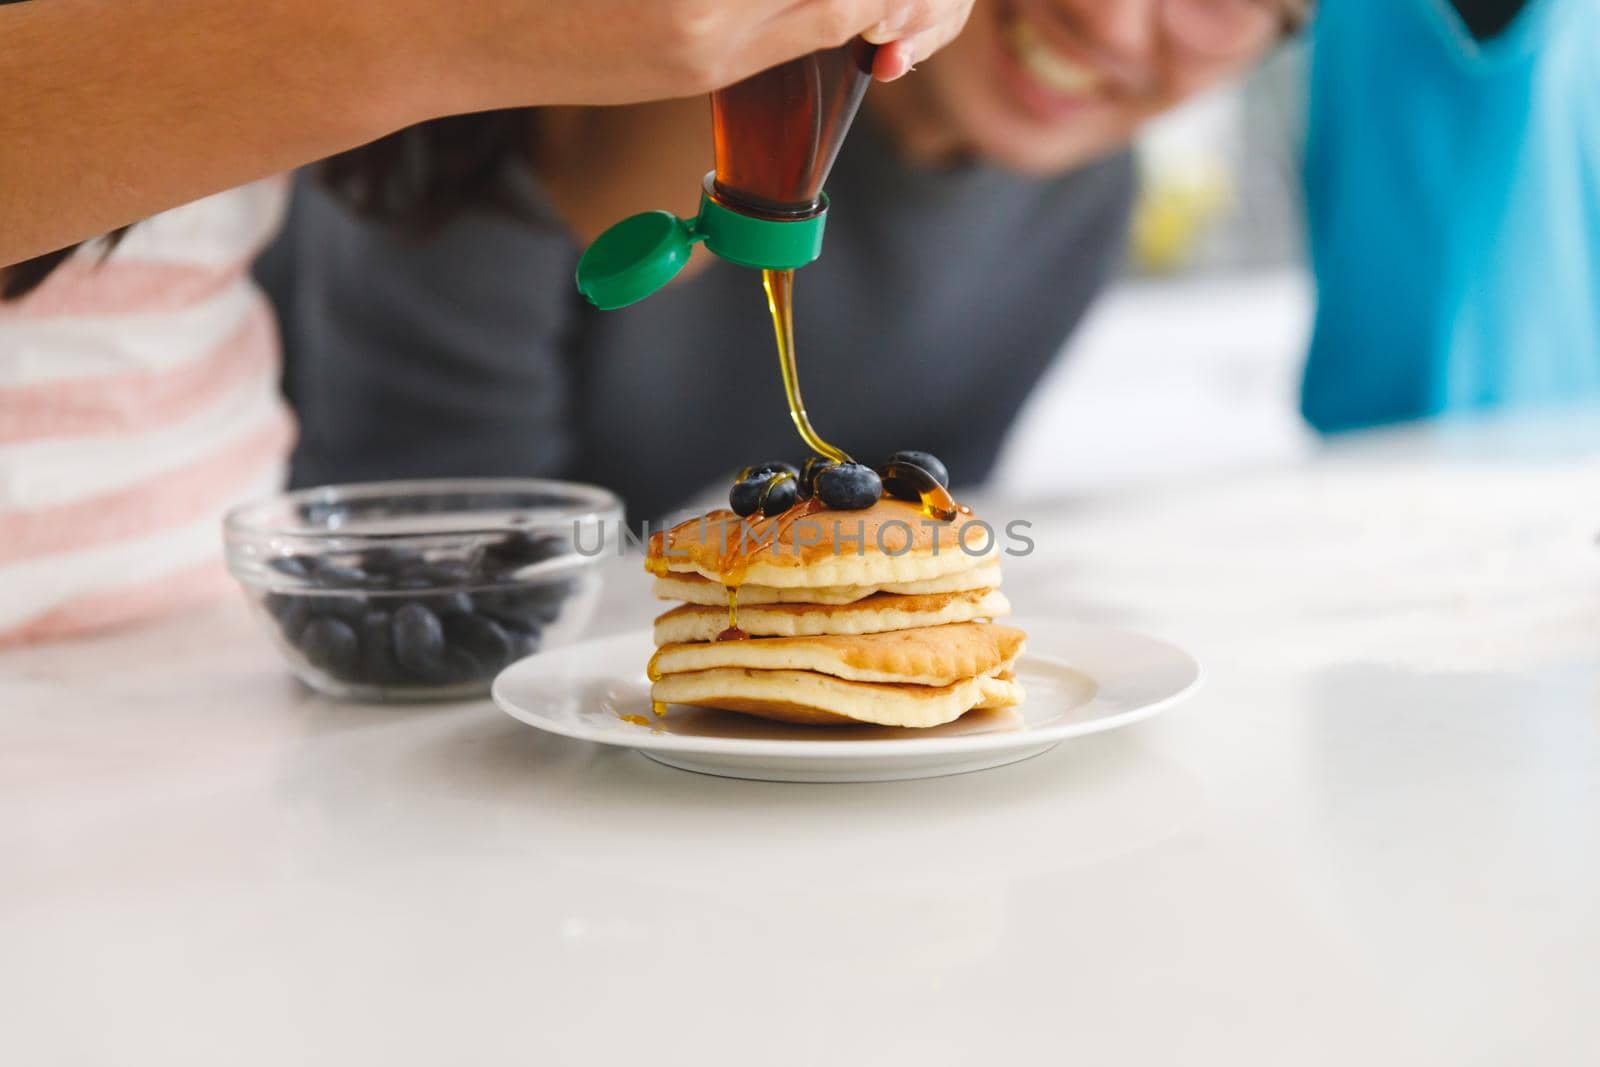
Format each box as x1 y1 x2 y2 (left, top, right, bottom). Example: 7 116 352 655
1000 8 1107 99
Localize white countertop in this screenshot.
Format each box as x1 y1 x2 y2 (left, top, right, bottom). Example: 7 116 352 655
4 410 1598 1066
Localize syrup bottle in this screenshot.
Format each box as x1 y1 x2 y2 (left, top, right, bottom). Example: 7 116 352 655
574 39 876 309
709 38 875 222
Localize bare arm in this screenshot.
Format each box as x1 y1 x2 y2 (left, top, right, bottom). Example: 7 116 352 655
1 0 421 264
0 0 973 267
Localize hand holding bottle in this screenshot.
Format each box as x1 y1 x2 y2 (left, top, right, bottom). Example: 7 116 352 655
410 0 980 113
1 0 977 266
863 0 977 80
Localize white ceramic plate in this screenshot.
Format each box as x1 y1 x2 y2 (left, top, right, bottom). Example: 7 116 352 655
492 618 1202 782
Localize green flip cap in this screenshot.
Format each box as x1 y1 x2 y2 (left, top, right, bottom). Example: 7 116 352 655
576 173 827 310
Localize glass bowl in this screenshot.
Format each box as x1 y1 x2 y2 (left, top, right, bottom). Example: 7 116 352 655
224 478 622 701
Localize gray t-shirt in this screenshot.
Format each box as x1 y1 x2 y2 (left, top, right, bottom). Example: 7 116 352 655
258 117 1133 520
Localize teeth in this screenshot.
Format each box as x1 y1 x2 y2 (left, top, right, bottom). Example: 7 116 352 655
1005 16 1102 96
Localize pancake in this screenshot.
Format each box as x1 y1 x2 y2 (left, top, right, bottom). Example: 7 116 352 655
644 492 1027 728
649 622 1026 688
646 498 999 589
651 560 1003 606
653 589 1012 643
652 667 1024 728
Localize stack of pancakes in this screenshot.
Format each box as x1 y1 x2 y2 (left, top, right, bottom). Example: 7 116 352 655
646 499 1025 727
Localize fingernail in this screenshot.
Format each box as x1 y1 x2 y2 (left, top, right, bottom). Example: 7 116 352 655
877 48 913 81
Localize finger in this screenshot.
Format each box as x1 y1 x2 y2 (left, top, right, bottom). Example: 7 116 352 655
871 39 915 81
861 0 931 44
883 7 969 71
907 0 973 59
866 0 974 47
754 0 896 64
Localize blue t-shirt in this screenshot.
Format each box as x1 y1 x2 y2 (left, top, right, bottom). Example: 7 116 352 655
1301 0 1600 432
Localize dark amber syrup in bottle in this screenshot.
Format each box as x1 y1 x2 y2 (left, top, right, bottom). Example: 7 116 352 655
710 40 875 219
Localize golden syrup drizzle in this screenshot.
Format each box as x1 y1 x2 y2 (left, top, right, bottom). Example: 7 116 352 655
716 585 748 641
738 466 798 497
646 648 665 719
621 714 653 727
710 497 826 582
741 498 827 578
918 483 959 522
710 498 824 635
770 496 826 544
714 515 752 586
758 270 968 522
881 460 960 521
763 268 851 465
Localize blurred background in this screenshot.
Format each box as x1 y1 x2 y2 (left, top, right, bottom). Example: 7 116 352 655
995 44 1313 497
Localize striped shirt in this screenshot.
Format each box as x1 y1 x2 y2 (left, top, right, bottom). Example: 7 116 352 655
0 178 294 646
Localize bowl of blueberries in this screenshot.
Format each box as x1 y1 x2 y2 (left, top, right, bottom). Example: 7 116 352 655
224 478 622 702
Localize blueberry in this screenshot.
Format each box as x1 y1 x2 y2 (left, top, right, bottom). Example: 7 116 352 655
269 555 312 580
527 599 564 625
411 590 474 617
395 559 470 586
729 475 766 517
316 593 370 624
307 560 369 589
879 460 959 521
508 628 542 659
480 531 565 576
273 597 313 643
738 460 799 482
391 603 445 675
358 611 401 685
815 463 882 510
513 583 570 624
798 457 835 500
263 591 293 620
404 645 481 686
476 604 547 634
470 586 531 611
299 617 360 679
733 469 802 517
437 647 485 684
356 547 416 576
472 580 571 633
478 604 558 633
443 612 516 671
880 459 942 503
888 450 949 488
759 475 799 516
